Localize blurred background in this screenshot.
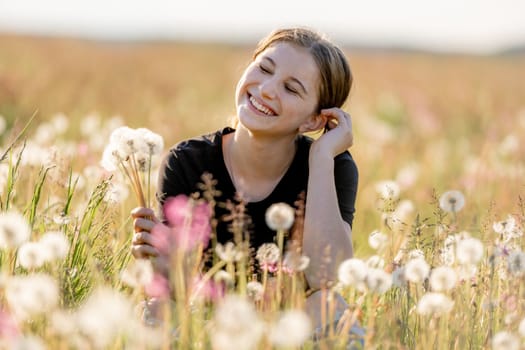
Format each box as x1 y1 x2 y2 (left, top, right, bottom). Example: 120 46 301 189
1 0 524 239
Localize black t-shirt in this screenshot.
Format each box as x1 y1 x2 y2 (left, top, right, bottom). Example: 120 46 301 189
157 127 358 253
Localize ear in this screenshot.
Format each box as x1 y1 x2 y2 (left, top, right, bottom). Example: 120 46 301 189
298 114 327 133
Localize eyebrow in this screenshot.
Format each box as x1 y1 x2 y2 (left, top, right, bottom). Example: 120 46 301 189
263 57 308 95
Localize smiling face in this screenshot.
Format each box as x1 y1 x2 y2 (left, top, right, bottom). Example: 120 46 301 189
235 42 321 137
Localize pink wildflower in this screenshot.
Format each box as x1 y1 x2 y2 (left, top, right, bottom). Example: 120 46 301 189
0 309 19 341
260 262 279 273
162 194 212 251
145 273 171 299
191 277 225 302
150 223 174 255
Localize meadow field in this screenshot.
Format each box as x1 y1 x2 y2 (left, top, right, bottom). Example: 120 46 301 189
0 33 524 349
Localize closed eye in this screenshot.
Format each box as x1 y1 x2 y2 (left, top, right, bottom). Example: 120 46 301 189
259 64 272 74
285 84 298 94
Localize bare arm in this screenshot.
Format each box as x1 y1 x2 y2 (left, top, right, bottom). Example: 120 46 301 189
303 108 355 290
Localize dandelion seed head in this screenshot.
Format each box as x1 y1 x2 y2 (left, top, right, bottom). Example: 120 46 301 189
366 255 385 269
246 281 264 301
76 287 135 349
429 266 457 292
269 310 311 347
215 242 243 263
493 215 523 243
51 112 69 133
507 250 525 277
6 274 59 320
135 152 150 172
109 126 144 156
11 335 45 350
368 230 388 250
338 258 368 287
457 264 478 280
375 180 400 200
0 211 31 250
17 242 46 269
80 113 101 136
136 127 164 155
100 143 124 172
265 202 295 231
53 213 71 225
256 243 281 266
365 268 392 294
121 259 154 288
493 215 517 234
211 327 264 350
49 310 77 336
103 181 130 203
39 231 70 261
392 199 416 223
439 190 465 213
456 237 484 265
34 122 57 145
404 258 430 284
213 294 262 333
416 292 454 316
492 331 520 350
213 270 234 286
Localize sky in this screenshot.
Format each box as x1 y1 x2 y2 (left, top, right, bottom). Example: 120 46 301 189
0 0 524 54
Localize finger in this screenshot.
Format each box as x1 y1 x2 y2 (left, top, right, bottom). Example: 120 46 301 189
131 244 159 259
131 207 158 222
321 108 351 127
326 118 339 130
134 217 157 233
132 231 155 246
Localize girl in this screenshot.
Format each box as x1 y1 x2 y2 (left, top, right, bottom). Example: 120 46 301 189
131 26 361 344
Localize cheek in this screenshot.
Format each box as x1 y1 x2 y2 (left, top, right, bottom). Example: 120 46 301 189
234 75 248 103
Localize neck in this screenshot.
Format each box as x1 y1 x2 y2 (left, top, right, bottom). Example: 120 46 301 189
235 128 296 176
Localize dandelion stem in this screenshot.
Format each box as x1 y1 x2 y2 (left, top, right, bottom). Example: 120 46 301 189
128 153 146 207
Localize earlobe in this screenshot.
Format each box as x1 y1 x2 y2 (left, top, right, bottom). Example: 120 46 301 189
299 114 327 133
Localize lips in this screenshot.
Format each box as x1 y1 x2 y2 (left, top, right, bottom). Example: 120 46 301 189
248 94 277 117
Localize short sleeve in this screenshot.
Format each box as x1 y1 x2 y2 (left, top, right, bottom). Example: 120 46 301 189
156 149 191 214
334 151 359 228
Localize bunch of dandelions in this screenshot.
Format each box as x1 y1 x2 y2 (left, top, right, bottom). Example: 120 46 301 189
101 126 164 207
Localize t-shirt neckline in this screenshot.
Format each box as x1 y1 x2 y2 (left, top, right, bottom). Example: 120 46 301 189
216 127 299 205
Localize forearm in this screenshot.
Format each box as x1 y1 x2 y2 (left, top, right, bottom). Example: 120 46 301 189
303 149 353 289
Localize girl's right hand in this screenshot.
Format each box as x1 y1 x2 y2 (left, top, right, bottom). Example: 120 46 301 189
131 207 171 277
131 207 161 259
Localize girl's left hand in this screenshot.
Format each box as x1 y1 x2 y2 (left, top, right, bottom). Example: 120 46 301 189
312 108 354 157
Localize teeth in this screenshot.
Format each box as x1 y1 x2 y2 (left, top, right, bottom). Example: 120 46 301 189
250 96 274 116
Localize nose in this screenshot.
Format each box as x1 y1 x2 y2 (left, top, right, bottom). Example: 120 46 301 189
259 77 277 100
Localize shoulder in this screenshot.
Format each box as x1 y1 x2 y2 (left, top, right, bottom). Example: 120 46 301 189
171 127 232 152
165 127 233 159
